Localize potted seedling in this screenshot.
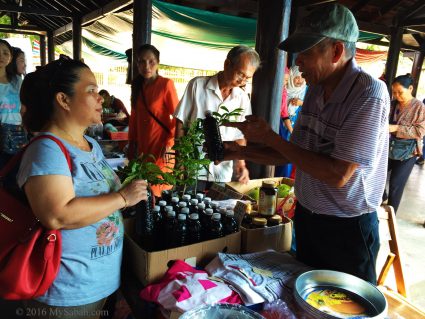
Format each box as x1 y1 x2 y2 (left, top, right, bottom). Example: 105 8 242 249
117 154 175 251
170 106 243 196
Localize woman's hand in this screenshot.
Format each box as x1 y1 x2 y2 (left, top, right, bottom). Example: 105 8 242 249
119 179 148 207
389 124 399 133
224 115 274 144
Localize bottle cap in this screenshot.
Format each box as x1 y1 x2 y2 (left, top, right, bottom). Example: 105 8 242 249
178 214 187 221
189 213 199 220
252 217 267 226
205 208 213 215
181 207 190 215
190 199 199 205
211 202 218 208
182 194 191 201
179 202 187 208
212 213 221 221
167 211 176 218
225 210 234 217
197 203 206 209
165 205 173 212
158 200 167 206
153 206 160 212
171 197 179 203
262 181 276 188
219 207 227 213
196 193 204 201
204 197 212 203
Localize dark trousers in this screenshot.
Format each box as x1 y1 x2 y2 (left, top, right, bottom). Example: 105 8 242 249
294 203 380 284
384 156 416 213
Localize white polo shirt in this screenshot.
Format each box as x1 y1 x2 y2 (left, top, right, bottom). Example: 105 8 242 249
174 74 252 182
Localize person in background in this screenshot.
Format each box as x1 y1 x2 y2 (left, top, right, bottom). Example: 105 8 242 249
415 98 425 166
6 47 26 78
275 65 307 178
174 45 260 191
275 67 290 177
222 4 389 284
99 89 130 122
383 74 425 213
0 39 26 168
18 56 147 319
128 44 179 197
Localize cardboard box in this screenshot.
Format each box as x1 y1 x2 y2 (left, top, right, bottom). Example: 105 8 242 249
125 231 241 285
240 216 292 253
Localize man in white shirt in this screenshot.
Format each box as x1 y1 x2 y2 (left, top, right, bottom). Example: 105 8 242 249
174 45 260 190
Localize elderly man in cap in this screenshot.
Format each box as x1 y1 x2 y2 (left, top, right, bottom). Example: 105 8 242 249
223 4 390 284
174 45 260 191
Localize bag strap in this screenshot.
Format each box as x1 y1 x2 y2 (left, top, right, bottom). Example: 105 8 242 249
139 88 172 135
0 134 72 178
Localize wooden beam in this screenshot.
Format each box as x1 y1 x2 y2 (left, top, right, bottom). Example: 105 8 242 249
53 0 132 37
0 24 46 34
412 33 425 48
402 18 425 27
249 0 291 178
0 3 70 17
0 28 45 36
357 21 389 36
296 0 336 7
385 26 404 92
47 30 55 63
72 16 82 61
350 0 371 14
132 0 152 80
402 2 425 22
40 35 47 66
411 51 424 96
372 0 400 23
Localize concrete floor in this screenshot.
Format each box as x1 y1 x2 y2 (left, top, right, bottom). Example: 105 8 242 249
391 163 425 311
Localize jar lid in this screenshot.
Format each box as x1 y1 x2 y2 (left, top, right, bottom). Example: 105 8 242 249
270 214 282 223
262 181 276 188
252 217 267 226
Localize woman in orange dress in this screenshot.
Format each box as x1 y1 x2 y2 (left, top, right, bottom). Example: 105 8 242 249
128 44 179 196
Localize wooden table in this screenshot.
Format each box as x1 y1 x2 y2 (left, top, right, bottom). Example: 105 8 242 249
379 286 425 319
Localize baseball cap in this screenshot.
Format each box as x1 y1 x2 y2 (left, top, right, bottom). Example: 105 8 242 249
279 3 359 53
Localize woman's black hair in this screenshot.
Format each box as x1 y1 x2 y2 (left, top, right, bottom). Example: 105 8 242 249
131 44 161 107
21 55 90 132
6 47 25 76
0 39 15 82
392 74 414 89
136 44 160 62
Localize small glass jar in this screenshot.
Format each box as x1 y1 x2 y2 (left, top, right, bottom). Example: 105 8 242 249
258 181 277 216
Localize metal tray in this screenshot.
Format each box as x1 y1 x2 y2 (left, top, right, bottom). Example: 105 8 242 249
294 270 387 319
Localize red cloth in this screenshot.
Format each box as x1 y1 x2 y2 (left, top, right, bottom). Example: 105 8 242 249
140 260 242 313
128 76 179 196
280 87 288 118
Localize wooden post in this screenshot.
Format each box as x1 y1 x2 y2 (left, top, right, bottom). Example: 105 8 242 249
47 30 55 63
248 0 292 179
132 0 152 81
72 16 82 61
411 50 425 97
384 26 404 94
40 35 47 66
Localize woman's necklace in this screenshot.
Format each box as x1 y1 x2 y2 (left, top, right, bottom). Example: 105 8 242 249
55 126 88 150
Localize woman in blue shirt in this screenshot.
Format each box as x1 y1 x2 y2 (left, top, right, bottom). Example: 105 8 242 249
17 56 148 319
0 39 25 167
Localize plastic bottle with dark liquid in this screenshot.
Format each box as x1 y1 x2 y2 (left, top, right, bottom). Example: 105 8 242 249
203 111 224 161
